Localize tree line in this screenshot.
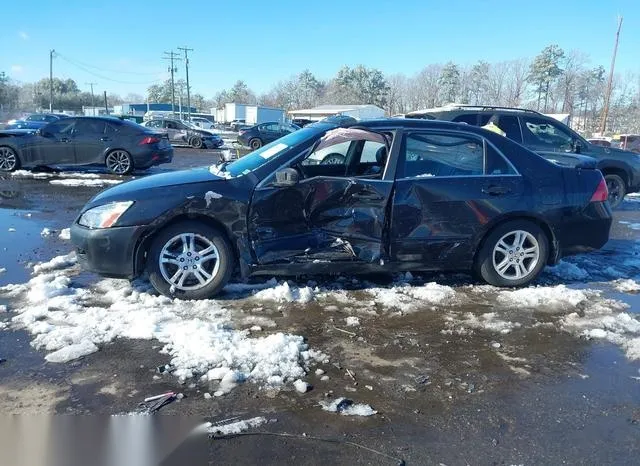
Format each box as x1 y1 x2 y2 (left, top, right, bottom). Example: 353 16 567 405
1 44 639 134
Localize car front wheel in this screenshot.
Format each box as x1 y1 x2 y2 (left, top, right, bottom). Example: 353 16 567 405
604 174 626 209
191 136 203 149
147 221 234 299
475 220 548 287
0 146 20 172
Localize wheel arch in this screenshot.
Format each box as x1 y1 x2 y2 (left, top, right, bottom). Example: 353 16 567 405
133 212 241 276
472 213 558 267
598 162 631 187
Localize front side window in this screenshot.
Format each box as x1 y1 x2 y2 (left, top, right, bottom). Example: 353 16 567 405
146 120 162 128
165 121 179 130
43 119 75 135
360 140 385 163
74 120 106 135
520 116 574 151
301 141 351 166
453 114 479 125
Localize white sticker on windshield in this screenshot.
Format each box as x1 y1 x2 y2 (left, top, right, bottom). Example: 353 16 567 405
259 143 288 159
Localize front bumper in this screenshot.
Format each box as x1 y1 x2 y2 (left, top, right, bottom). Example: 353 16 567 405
71 222 147 279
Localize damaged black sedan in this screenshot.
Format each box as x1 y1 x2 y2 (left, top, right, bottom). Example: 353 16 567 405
71 119 612 299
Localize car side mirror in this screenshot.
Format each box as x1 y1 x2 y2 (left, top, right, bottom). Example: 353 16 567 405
273 168 299 187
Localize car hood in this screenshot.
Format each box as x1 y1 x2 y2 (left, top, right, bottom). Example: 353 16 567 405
91 167 224 203
587 143 637 158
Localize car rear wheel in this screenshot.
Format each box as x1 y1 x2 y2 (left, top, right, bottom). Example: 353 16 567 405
475 220 548 287
147 221 234 299
190 136 204 149
105 150 133 175
0 146 20 172
249 138 262 150
604 174 626 209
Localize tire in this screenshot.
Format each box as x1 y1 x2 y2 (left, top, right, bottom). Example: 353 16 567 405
475 220 549 287
0 146 20 172
191 136 204 149
249 138 262 150
105 150 134 175
604 173 626 209
320 153 345 165
146 221 234 300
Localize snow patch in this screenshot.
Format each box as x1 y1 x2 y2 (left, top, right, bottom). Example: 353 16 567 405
49 179 122 187
613 279 640 293
0 258 323 393
40 228 52 237
495 285 589 311
293 379 310 393
252 282 315 303
545 261 589 280
32 252 77 274
320 397 377 416
365 282 456 312
345 316 360 327
206 417 267 436
58 228 71 240
204 191 222 207
456 312 522 334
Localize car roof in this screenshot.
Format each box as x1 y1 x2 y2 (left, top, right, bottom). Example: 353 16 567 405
406 105 543 117
344 118 477 132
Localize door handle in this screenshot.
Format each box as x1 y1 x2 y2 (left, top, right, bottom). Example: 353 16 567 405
60 138 70 143
482 185 511 196
100 137 111 142
351 191 383 201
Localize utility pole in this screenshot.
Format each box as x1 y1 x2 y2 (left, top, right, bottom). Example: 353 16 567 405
49 49 55 112
103 91 109 115
178 46 194 121
85 82 97 113
162 51 181 115
600 16 623 135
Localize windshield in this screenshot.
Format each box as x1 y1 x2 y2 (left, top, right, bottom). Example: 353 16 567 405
211 125 327 178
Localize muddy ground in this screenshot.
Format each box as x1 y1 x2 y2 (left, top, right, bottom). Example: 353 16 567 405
0 148 639 465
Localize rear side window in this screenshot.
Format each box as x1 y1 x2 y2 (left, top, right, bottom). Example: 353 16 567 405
74 119 106 135
402 133 484 178
520 116 574 150
400 133 517 178
452 114 479 125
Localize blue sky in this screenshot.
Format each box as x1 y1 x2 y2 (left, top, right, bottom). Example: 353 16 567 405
1 0 638 99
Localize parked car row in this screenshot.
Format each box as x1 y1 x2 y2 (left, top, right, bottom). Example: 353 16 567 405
237 122 300 149
5 113 69 130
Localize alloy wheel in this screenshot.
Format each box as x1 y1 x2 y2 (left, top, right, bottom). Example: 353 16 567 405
606 177 623 205
158 233 220 291
106 150 132 174
0 147 18 171
491 230 540 281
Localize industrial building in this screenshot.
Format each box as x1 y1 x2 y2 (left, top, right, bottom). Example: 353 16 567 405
287 104 385 122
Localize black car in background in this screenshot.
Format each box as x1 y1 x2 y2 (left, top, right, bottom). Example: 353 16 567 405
71 118 611 300
406 105 640 208
237 122 300 150
141 119 223 149
0 117 172 174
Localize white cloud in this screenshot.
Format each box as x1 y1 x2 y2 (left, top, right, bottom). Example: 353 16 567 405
18 31 29 40
10 65 23 74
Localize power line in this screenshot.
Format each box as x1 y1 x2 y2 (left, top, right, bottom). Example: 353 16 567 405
54 52 160 76
56 53 164 85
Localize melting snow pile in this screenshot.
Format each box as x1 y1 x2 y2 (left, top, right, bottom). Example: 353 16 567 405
362 282 456 313
545 261 590 280
204 417 267 436
613 279 640 293
58 228 71 240
49 179 122 187
320 397 377 416
0 254 324 393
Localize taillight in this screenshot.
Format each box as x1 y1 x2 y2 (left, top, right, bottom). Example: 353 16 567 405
139 136 160 145
590 178 609 202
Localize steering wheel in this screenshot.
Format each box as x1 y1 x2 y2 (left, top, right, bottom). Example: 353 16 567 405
320 153 345 165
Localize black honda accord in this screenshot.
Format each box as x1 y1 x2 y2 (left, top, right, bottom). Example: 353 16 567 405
71 118 612 300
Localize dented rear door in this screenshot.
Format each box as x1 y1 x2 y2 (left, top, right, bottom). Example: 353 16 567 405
248 177 393 265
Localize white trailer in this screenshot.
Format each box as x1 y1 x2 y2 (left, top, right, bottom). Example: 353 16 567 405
245 106 285 125
214 108 225 123
224 103 248 123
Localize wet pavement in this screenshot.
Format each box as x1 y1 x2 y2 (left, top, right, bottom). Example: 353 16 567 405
0 150 639 465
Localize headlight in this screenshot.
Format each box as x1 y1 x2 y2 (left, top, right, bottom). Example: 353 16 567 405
78 201 134 229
